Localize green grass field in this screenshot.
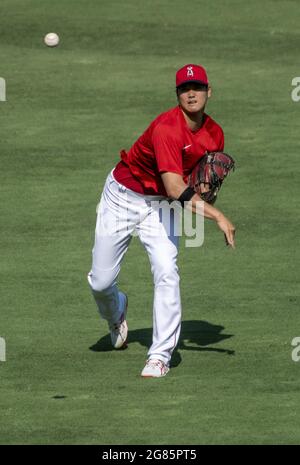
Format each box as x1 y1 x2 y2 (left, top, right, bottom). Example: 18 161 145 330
1 0 300 445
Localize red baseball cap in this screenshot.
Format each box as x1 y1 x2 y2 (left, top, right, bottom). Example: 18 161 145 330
176 64 208 88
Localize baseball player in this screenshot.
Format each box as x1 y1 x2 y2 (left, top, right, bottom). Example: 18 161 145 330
88 64 235 378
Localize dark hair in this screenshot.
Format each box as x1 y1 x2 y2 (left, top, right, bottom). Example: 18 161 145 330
176 82 208 96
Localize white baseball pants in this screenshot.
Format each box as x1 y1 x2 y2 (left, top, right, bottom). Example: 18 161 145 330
88 170 181 365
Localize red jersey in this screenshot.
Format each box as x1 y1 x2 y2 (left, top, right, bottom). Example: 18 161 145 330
113 105 224 196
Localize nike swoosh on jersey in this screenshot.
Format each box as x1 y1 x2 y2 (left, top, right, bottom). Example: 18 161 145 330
183 144 192 150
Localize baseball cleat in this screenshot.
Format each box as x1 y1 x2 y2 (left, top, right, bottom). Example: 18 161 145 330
110 293 128 349
141 359 169 378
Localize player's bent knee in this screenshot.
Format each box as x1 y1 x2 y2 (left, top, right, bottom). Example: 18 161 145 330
87 271 116 293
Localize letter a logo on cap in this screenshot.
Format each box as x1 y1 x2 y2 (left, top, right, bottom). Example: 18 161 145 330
187 66 194 77
176 64 208 88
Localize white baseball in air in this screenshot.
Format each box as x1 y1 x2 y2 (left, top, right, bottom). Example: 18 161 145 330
44 32 60 47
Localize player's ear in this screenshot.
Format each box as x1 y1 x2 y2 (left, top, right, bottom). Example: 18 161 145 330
207 84 212 98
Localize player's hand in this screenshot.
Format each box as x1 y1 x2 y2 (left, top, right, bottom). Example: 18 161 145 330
216 214 235 248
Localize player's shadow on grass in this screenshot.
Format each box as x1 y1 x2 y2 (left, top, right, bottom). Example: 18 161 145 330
89 320 234 368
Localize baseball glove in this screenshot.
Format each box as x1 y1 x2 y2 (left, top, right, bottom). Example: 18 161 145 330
188 151 235 204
